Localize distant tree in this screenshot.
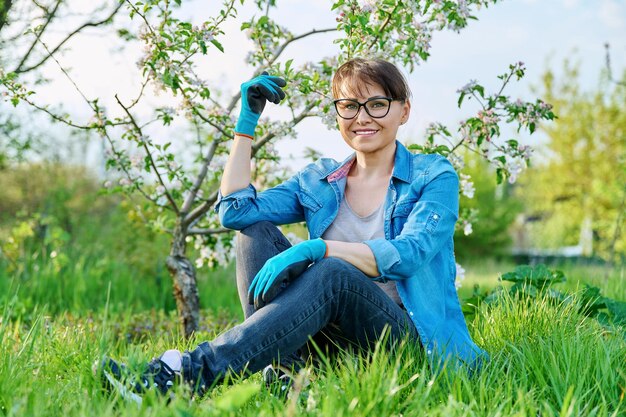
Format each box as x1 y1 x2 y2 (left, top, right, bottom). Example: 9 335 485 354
517 59 626 263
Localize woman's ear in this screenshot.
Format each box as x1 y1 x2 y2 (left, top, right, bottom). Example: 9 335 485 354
400 99 411 124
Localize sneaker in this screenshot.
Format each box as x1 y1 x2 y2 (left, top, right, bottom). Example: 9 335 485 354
94 353 181 404
262 365 295 397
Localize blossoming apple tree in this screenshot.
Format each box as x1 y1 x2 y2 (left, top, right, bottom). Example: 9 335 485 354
1 0 555 336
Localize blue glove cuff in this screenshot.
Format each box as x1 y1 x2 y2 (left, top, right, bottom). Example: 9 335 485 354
235 113 260 137
309 238 327 261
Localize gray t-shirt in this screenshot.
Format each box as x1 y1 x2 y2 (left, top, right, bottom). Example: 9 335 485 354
321 196 402 306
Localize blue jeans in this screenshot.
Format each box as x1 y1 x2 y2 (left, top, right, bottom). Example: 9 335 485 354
181 222 418 391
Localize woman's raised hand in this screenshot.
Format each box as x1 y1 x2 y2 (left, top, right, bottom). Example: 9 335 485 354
234 72 286 138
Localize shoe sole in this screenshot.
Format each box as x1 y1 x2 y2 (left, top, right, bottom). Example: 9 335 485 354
102 368 143 405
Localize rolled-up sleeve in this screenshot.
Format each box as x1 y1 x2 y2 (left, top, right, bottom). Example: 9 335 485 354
364 157 459 280
216 175 305 231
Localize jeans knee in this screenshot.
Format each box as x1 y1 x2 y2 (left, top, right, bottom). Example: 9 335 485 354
237 221 278 250
237 221 287 256
240 221 276 237
307 258 358 287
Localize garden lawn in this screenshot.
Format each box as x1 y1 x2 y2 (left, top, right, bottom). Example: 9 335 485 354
1 263 624 417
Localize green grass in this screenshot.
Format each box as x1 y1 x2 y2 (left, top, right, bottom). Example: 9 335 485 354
458 258 625 301
1 259 624 417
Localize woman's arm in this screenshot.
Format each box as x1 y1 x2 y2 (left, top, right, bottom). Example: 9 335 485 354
220 73 286 196
220 135 252 196
325 241 379 277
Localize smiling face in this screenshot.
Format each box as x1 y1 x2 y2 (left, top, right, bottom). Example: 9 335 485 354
334 82 410 155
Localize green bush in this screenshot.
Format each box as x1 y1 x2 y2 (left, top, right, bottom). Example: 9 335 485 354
454 153 523 261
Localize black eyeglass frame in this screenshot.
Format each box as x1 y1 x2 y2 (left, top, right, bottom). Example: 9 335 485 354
332 97 403 120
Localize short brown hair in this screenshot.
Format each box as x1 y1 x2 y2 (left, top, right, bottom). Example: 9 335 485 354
332 58 411 101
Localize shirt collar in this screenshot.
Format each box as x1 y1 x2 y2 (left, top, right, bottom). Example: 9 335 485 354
324 141 412 183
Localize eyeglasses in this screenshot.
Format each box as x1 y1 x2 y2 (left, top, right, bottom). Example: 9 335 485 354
333 97 400 120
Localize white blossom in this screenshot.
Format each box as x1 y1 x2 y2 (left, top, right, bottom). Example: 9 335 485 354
130 154 143 170
463 221 473 236
518 145 533 160
447 153 465 171
455 262 466 289
507 158 525 184
156 195 167 206
456 80 478 94
460 174 475 199
357 0 378 13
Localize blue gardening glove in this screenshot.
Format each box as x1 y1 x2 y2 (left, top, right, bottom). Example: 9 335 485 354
248 238 327 309
234 72 286 138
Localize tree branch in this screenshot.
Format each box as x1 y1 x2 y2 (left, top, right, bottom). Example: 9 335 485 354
226 27 337 113
367 4 399 50
15 1 123 74
179 86 233 139
102 129 167 209
184 188 220 228
604 43 626 87
183 101 317 227
181 138 220 215
0 0 13 32
187 227 231 236
13 0 62 73
252 102 315 155
115 94 181 216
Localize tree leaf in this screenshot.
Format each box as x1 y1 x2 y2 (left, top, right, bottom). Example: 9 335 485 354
211 39 224 53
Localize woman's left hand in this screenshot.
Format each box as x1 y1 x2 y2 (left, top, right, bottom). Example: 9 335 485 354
248 239 326 309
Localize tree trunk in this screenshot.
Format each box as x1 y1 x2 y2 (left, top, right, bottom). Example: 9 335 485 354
166 221 200 338
0 0 13 32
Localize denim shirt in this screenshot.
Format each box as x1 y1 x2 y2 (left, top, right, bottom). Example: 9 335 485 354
215 141 487 370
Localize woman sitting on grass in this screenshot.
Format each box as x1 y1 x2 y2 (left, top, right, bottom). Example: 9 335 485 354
97 58 487 402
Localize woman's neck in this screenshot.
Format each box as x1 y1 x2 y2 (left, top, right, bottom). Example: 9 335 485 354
350 141 396 180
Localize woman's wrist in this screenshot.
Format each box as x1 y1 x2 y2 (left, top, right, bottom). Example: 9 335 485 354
234 132 254 140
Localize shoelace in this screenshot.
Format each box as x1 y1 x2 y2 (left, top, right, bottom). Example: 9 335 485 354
135 359 177 395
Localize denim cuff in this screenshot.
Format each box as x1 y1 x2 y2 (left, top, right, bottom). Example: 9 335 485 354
181 342 216 395
363 238 401 280
215 184 258 212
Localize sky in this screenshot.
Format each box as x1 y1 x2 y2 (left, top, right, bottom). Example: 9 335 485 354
11 0 626 172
